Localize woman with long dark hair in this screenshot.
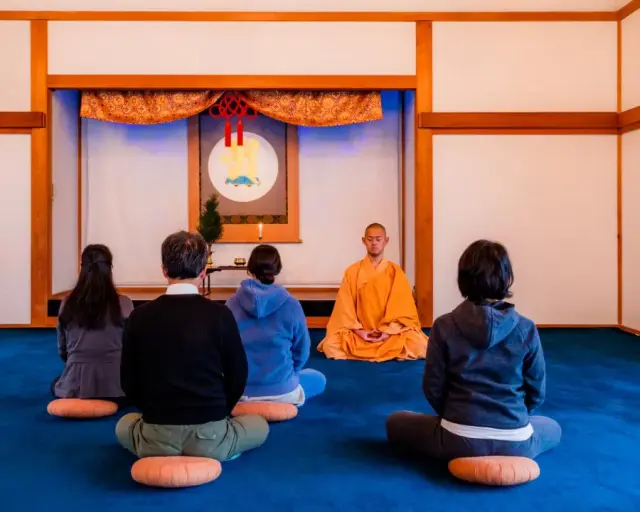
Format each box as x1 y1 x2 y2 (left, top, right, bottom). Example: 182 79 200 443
52 244 133 402
226 244 326 406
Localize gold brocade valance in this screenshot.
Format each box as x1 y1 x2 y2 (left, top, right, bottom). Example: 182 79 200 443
80 90 383 126
80 90 224 125
242 91 383 127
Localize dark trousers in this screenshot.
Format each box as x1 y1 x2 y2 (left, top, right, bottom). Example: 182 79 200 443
386 412 562 461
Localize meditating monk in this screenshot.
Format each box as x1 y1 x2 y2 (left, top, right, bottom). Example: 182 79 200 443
317 223 428 362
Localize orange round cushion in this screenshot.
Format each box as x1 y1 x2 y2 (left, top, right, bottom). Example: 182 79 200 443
47 398 118 418
131 456 222 488
232 402 298 422
449 456 540 486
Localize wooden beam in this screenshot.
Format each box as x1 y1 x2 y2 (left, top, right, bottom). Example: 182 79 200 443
619 0 640 20
0 112 45 128
415 21 433 328
30 20 49 327
419 112 619 130
618 106 640 133
48 75 416 91
0 11 619 22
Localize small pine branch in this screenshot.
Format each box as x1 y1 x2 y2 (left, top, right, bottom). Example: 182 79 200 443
197 194 224 244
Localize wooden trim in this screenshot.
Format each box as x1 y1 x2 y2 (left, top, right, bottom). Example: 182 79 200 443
77 111 83 270
537 324 620 329
48 75 416 91
306 317 328 329
0 128 31 134
399 92 406 271
187 116 200 233
188 116 301 244
415 21 433 328
46 89 53 298
619 0 640 20
52 286 338 298
30 20 49 327
419 112 618 130
619 106 640 126
617 20 623 327
619 325 640 335
0 11 618 22
0 112 45 128
432 128 619 135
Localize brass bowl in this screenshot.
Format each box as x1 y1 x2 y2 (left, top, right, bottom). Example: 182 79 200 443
234 258 247 267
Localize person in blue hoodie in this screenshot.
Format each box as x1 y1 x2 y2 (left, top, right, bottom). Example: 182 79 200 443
226 244 327 406
386 240 561 461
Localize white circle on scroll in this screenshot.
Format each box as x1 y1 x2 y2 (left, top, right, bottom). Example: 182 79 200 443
208 132 279 203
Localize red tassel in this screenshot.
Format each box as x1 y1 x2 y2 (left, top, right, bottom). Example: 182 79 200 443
237 119 244 146
224 120 231 147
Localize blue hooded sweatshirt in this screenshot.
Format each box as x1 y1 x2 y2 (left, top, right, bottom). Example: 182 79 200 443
225 279 311 397
423 300 546 429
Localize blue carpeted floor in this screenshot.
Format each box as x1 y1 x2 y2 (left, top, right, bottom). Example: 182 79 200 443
0 328 639 511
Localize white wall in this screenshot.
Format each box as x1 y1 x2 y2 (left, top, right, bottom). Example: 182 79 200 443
403 91 415 286
49 22 415 76
83 118 189 285
433 135 618 325
0 21 31 324
433 22 617 112
0 135 31 324
83 92 403 286
0 22 30 112
51 91 80 294
622 131 640 331
0 0 626 12
622 10 640 111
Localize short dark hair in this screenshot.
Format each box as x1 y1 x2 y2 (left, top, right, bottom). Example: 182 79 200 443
457 240 514 302
161 231 208 279
248 244 282 285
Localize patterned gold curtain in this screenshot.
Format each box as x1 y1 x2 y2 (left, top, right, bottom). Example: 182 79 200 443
242 91 383 127
80 90 382 126
80 90 223 124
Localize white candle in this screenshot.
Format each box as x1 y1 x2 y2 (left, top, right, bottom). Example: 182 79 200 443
258 223 263 239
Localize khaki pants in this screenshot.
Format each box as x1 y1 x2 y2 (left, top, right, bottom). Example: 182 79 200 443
115 413 269 461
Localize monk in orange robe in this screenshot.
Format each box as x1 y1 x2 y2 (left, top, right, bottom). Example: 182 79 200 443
318 223 428 362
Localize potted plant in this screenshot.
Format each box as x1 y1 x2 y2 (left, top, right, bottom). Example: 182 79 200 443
197 194 224 269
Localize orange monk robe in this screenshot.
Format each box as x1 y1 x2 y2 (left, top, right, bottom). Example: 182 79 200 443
318 258 428 362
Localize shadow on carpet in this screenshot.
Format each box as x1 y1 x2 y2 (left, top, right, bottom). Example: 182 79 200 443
0 328 638 511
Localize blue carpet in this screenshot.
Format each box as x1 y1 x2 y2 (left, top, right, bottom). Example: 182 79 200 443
0 328 638 511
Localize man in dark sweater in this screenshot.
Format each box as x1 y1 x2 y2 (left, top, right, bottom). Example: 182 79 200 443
385 240 561 461
115 231 269 461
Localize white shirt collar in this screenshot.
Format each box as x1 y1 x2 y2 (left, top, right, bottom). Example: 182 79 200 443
165 283 200 295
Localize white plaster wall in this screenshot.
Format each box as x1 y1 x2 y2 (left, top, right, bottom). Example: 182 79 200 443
0 135 31 324
622 9 640 111
51 90 80 294
622 131 640 331
433 22 617 112
0 0 626 12
48 22 415 76
433 135 618 325
0 21 31 112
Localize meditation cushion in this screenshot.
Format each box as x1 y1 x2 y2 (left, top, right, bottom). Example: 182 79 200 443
47 398 118 419
232 401 298 422
448 456 540 486
131 456 222 488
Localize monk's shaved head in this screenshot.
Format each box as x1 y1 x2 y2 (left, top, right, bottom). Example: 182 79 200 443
365 223 386 236
363 223 389 259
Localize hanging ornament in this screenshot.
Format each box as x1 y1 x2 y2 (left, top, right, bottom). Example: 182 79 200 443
208 92 258 147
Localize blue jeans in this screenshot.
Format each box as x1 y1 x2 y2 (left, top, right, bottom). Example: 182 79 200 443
299 369 327 402
386 412 562 461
